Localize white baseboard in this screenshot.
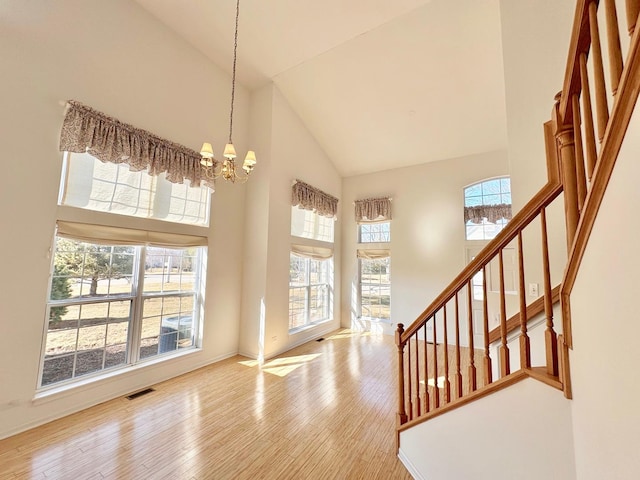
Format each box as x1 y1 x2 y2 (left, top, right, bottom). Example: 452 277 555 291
398 447 425 480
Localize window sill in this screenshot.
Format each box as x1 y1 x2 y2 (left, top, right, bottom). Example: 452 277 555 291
288 318 334 335
358 316 393 325
33 347 200 405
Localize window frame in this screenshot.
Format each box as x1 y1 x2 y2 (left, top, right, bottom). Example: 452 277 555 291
38 238 205 390
288 253 333 331
290 205 335 243
358 221 391 243
59 151 212 227
464 176 512 241
358 256 391 322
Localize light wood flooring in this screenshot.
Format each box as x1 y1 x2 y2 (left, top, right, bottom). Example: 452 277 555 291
0 329 412 479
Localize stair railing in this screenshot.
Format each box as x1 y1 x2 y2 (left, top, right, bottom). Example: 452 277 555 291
397 0 640 433
396 173 565 430
558 0 640 348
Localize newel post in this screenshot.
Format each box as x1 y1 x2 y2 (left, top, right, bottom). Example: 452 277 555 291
553 92 579 250
396 323 408 428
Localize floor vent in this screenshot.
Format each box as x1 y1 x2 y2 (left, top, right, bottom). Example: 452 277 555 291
126 388 155 400
316 337 325 342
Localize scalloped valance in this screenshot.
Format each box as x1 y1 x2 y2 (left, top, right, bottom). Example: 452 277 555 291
59 100 213 188
464 203 512 224
355 196 392 223
291 180 338 218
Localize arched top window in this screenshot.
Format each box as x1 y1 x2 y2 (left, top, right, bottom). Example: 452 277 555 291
464 177 512 240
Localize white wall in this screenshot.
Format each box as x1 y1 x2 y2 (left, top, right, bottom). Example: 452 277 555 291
498 0 575 326
399 378 576 480
569 101 640 479
341 150 509 336
239 86 342 360
500 0 575 209
0 0 248 439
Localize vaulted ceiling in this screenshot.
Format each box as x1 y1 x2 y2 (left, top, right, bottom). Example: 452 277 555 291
134 0 508 177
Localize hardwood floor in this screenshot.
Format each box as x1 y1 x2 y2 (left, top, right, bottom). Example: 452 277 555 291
0 329 412 479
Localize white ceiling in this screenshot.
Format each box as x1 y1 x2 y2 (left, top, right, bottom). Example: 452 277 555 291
134 0 508 177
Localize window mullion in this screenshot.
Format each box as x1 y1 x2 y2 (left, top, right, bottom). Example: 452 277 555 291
127 246 146 364
305 258 311 324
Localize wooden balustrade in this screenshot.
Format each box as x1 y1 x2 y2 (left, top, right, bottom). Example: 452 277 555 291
396 180 564 427
397 0 640 434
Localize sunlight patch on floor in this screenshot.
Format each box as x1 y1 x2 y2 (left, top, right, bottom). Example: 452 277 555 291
238 353 322 377
326 330 373 340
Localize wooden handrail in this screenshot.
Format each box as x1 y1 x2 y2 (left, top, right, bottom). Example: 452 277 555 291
400 181 562 343
560 0 598 122
561 20 640 347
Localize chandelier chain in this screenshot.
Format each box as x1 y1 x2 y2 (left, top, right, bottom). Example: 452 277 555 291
228 0 240 144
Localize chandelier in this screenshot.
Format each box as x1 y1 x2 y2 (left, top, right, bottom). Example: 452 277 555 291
200 0 256 184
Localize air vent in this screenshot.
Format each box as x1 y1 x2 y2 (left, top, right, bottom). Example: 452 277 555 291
126 388 155 400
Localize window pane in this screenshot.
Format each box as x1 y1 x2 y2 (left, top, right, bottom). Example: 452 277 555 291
144 247 197 294
482 179 501 195
41 238 204 388
61 152 210 226
464 177 512 241
140 295 195 359
465 183 482 197
51 239 135 299
289 287 307 329
42 299 132 386
291 206 334 243
359 221 391 243
289 253 333 330
360 257 391 320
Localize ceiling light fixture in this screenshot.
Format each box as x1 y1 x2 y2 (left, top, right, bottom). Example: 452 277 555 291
200 0 256 184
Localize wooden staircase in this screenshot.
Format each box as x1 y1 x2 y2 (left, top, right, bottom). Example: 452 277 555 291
396 0 640 442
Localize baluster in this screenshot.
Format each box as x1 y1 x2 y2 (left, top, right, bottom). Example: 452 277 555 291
580 53 598 180
422 323 430 413
407 335 413 420
442 304 451 402
466 280 477 392
432 315 440 408
558 334 573 399
517 232 531 370
589 0 610 142
454 292 463 397
605 0 624 95
499 250 510 377
540 209 559 376
572 94 587 211
414 333 420 417
625 0 640 35
395 324 407 426
482 265 492 385
553 94 579 249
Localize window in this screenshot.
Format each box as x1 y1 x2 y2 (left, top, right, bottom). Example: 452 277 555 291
291 206 334 243
41 238 203 387
289 253 333 330
61 152 211 226
359 222 391 243
464 177 512 240
359 257 391 321
46 102 211 390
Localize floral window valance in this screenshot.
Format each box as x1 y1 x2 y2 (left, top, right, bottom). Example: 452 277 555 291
59 100 212 188
464 204 512 224
291 180 338 218
355 197 392 223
